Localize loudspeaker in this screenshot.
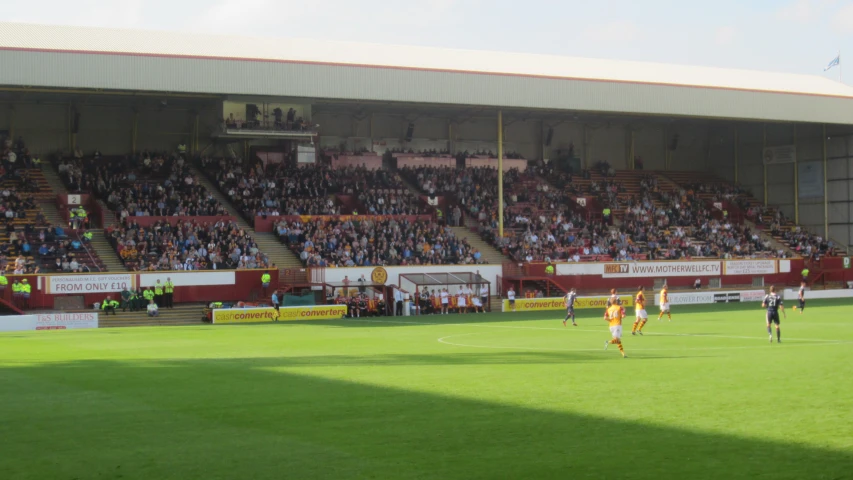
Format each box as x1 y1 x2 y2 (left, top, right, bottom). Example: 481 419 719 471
405 122 415 142
670 134 679 151
545 127 553 146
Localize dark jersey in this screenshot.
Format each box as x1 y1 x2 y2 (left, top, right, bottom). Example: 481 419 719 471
565 293 577 309
763 294 783 313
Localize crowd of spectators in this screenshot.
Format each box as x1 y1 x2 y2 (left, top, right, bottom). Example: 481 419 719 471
275 217 486 267
57 150 180 193
107 181 225 220
107 219 269 271
2 224 99 274
760 207 837 259
2 135 42 173
223 108 313 132
57 150 225 219
202 157 422 220
1 188 44 224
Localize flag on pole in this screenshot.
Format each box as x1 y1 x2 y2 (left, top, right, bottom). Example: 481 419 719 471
824 54 840 71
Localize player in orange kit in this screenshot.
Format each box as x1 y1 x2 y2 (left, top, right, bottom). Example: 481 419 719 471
657 283 671 321
632 286 648 335
603 299 627 358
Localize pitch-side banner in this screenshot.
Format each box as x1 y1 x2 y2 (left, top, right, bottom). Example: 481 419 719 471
653 289 767 306
502 295 635 313
44 274 136 294
723 260 777 276
35 312 99 330
602 261 721 278
213 305 347 324
0 313 99 332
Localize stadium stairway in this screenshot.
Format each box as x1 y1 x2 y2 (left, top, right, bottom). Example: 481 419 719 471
40 163 68 196
88 229 126 272
189 165 302 270
96 303 206 328
449 223 508 265
744 219 797 257
39 199 65 227
37 163 69 227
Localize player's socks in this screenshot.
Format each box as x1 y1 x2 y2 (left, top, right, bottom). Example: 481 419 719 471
617 341 625 356
777 329 781 342
631 321 639 333
766 325 772 335
638 320 647 331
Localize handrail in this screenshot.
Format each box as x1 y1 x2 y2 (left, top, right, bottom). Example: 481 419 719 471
75 231 103 272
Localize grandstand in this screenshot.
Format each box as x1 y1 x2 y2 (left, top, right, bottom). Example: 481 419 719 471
1 22 853 314
5 21 853 480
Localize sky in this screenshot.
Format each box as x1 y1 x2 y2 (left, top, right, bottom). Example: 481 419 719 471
1 0 852 80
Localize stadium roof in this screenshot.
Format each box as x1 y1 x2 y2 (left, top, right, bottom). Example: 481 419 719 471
2 22 853 124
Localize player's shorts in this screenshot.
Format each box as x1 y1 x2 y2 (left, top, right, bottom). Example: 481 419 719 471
458 300 467 308
636 309 647 319
609 325 623 339
798 299 806 309
472 298 482 307
766 311 780 325
566 306 574 315
660 303 670 312
508 299 515 305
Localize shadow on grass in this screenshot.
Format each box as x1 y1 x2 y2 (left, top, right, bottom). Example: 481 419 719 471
1 357 850 480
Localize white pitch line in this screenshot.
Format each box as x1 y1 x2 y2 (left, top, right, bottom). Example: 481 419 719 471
437 332 853 353
349 318 843 343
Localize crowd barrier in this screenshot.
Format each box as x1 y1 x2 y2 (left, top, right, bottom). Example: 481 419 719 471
121 216 237 228
253 214 433 233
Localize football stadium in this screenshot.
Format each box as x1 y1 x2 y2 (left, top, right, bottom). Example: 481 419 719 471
1 22 853 480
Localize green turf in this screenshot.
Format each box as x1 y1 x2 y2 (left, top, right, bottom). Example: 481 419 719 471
2 300 853 480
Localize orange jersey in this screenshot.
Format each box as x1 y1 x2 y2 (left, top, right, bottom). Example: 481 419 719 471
660 289 668 304
605 305 624 327
636 292 645 310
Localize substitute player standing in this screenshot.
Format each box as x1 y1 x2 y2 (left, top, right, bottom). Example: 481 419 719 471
793 281 806 314
632 286 648 335
762 285 786 343
563 288 578 326
603 300 627 358
657 283 671 321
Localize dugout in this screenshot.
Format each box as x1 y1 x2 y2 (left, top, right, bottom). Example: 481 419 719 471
399 272 492 312
326 280 393 315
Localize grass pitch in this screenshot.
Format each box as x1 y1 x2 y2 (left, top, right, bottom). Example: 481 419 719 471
1 300 852 480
